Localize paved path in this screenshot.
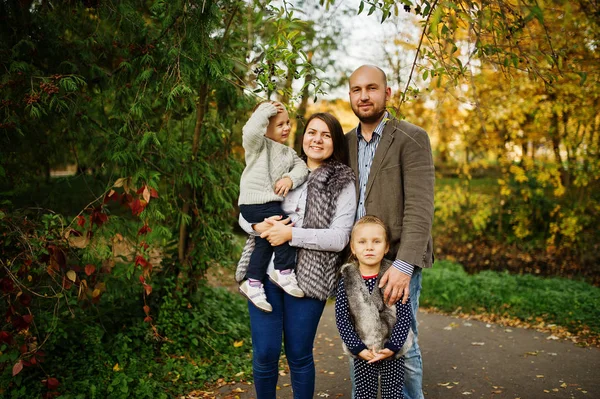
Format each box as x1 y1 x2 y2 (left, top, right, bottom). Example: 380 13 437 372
216 302 600 398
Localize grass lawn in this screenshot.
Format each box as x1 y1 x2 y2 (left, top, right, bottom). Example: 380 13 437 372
421 260 600 344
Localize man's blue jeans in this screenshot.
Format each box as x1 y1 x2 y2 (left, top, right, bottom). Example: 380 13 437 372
350 267 424 399
248 279 326 399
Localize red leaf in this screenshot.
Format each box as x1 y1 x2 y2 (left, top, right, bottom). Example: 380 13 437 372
77 215 86 227
139 275 145 284
62 276 72 290
144 316 153 323
46 377 60 390
90 209 109 228
143 283 152 295
22 314 33 325
143 305 150 315
29 356 37 365
136 185 146 195
130 198 147 216
137 224 152 235
20 344 28 354
12 360 23 376
0 331 13 344
140 241 149 250
135 256 149 268
84 264 96 276
103 189 120 204
150 188 158 198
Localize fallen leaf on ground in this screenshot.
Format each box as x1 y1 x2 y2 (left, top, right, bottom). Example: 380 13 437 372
536 375 544 378
471 342 485 346
547 335 559 340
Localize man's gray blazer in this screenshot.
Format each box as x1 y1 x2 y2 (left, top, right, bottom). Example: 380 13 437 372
346 116 435 268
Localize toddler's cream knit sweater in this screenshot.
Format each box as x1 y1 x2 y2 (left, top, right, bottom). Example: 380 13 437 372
238 103 309 205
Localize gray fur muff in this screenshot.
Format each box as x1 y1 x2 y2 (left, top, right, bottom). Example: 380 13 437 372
236 160 355 301
340 259 414 359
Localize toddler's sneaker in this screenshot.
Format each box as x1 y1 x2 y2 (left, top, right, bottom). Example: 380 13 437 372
268 270 305 298
239 280 272 312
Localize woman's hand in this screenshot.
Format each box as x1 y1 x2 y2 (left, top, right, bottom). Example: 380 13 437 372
260 218 293 246
252 215 287 234
367 348 394 364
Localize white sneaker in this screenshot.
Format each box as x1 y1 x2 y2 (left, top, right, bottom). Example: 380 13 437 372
268 270 305 298
239 280 272 312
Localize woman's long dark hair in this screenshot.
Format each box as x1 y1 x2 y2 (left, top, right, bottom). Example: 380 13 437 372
300 113 350 166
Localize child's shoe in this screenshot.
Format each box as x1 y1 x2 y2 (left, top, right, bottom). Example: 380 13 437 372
268 270 305 298
239 280 272 312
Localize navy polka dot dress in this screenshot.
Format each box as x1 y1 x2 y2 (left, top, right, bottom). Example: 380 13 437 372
335 274 412 398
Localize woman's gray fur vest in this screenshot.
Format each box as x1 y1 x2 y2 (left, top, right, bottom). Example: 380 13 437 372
340 259 414 358
236 160 355 300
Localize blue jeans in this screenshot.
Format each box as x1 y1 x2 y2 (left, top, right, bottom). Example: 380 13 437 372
350 267 424 399
248 279 326 399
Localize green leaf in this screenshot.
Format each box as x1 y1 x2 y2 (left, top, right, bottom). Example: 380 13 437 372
358 1 364 15
528 5 544 23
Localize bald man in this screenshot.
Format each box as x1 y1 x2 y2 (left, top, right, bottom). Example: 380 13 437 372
345 65 434 399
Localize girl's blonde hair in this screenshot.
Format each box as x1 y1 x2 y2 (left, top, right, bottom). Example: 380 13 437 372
348 215 390 262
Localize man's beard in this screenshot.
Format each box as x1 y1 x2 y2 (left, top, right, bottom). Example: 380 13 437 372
353 103 386 124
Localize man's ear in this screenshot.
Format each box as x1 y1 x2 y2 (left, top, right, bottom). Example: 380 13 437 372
385 86 392 101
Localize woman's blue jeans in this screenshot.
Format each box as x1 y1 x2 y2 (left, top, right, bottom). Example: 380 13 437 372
248 279 326 399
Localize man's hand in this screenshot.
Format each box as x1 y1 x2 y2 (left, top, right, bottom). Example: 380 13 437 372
367 348 394 364
378 267 410 306
260 218 293 246
274 177 293 197
358 349 374 361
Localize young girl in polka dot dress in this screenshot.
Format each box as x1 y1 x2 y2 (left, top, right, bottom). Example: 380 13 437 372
335 215 414 398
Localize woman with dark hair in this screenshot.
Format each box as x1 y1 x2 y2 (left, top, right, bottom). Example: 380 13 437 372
236 112 357 399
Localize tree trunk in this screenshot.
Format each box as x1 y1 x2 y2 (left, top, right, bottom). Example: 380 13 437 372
294 52 313 154
178 83 209 264
550 111 568 187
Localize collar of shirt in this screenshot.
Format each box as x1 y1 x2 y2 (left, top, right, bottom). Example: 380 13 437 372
356 111 389 142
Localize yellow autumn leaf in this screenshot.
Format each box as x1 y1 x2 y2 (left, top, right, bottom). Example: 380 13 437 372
66 270 76 282
113 363 121 371
233 340 243 347
113 177 127 187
